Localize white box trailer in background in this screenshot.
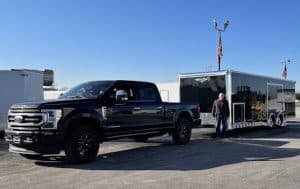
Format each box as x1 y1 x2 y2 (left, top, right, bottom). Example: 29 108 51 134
156 82 180 102
0 70 44 130
179 70 296 129
44 86 67 100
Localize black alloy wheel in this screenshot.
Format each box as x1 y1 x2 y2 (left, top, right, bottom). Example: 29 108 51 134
64 125 99 163
172 117 192 145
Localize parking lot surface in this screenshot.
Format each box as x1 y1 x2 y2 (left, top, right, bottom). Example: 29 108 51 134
1 120 300 189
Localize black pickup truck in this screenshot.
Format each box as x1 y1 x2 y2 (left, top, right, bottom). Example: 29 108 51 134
5 80 201 163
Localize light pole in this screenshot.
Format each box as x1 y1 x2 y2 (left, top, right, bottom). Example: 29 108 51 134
281 59 291 79
213 19 229 71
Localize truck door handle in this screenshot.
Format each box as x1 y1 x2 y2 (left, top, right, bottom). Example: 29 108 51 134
133 107 141 111
156 106 163 110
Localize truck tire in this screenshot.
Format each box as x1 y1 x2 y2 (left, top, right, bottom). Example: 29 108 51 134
20 154 43 160
64 125 99 163
134 136 149 142
172 117 192 145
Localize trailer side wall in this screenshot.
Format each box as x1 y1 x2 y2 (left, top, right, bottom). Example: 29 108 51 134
231 72 295 125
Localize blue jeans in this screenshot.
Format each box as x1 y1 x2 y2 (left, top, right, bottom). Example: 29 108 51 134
216 114 228 137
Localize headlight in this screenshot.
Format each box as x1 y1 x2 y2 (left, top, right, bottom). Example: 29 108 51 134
41 109 62 130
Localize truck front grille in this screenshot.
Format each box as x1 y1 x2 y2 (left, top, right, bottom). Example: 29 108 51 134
8 108 47 131
9 108 40 113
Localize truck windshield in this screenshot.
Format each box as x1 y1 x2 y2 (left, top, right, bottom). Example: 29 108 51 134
60 81 114 99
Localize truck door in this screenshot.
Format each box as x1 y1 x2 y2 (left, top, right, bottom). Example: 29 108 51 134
104 83 140 135
133 84 165 130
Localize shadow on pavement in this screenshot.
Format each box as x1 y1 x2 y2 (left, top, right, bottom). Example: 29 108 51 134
0 139 8 157
0 131 4 139
35 123 300 171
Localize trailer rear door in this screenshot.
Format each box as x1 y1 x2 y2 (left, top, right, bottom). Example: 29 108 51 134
180 75 226 113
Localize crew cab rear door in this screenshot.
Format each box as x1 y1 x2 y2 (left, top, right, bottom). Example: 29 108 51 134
103 82 165 136
132 83 165 130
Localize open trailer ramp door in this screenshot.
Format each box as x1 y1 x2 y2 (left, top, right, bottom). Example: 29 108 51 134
179 71 227 126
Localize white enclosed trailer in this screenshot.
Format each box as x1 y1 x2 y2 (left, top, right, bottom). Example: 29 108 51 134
179 70 296 129
43 86 67 100
156 82 180 102
0 70 44 130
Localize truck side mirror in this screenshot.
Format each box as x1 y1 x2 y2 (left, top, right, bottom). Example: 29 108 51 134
116 90 128 102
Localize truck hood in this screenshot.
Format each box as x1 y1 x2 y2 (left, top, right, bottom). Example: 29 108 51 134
11 98 99 109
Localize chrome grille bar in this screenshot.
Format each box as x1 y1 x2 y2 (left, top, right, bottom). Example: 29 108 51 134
8 108 48 131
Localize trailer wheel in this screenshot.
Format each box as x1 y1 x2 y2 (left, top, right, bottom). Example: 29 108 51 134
269 116 276 129
172 117 192 145
64 125 99 163
277 115 284 127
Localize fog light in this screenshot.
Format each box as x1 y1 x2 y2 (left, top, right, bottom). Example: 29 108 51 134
23 137 33 144
4 135 12 142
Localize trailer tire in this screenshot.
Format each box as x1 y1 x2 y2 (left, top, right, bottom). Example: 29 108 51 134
269 115 276 129
64 125 99 163
277 114 284 127
172 117 192 145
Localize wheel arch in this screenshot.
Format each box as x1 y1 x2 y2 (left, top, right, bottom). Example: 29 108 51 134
60 109 104 140
175 109 193 124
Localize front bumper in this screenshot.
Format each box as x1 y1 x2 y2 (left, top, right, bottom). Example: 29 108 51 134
4 129 63 155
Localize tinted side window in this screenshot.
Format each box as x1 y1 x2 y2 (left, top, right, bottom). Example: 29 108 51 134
137 85 159 101
110 84 137 101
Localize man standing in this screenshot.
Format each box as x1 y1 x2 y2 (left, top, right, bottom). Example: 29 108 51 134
212 93 229 138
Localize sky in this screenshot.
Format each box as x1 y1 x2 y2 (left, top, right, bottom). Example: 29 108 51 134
0 0 299 91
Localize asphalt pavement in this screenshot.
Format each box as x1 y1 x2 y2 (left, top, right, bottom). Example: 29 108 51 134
1 120 300 189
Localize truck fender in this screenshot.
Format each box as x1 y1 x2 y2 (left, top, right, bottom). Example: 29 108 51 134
173 108 193 124
59 109 104 138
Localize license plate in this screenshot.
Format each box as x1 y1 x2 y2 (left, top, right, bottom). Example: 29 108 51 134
12 136 21 144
